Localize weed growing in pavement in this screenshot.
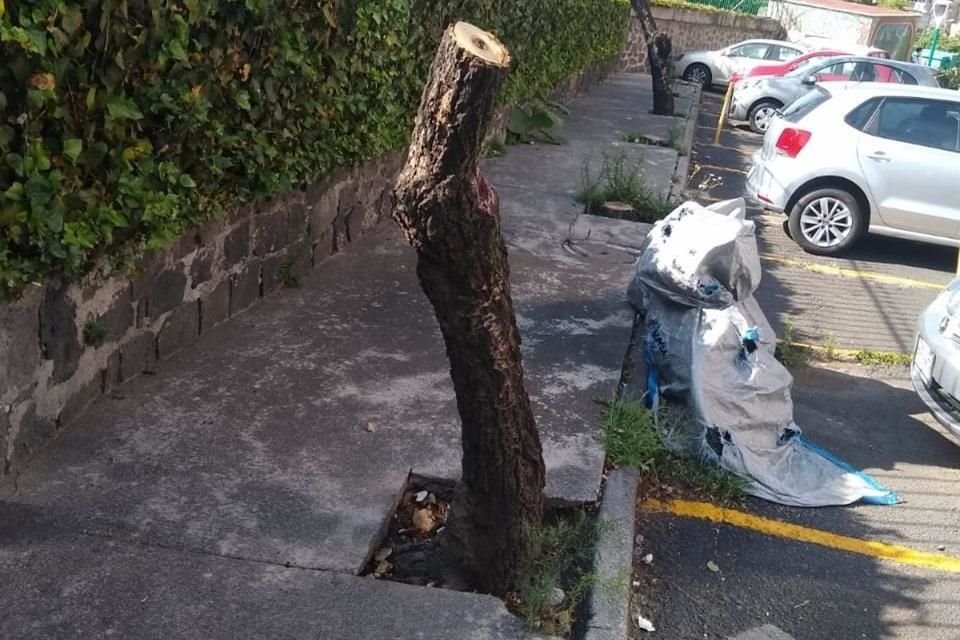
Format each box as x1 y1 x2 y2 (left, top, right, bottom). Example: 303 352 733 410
576 153 676 222
512 511 620 635
776 318 810 368
602 400 747 503
823 335 837 361
854 349 912 367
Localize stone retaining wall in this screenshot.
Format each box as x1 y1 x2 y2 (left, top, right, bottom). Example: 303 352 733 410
0 153 403 478
621 6 787 72
0 58 619 479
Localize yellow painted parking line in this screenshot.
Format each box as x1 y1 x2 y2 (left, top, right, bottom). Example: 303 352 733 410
777 339 906 360
691 163 748 176
641 498 960 573
759 253 945 291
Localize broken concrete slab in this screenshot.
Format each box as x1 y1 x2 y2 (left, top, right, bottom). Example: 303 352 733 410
1 75 684 579
0 534 538 640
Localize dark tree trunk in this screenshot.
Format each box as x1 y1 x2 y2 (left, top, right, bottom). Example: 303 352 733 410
392 22 546 596
630 0 675 116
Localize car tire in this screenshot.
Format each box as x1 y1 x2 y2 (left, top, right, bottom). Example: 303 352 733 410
747 100 782 134
682 63 712 89
787 187 866 256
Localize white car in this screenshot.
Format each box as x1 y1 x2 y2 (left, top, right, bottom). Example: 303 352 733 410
675 39 807 89
913 278 960 440
746 83 960 256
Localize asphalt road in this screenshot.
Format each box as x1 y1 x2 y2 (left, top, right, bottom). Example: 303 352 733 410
630 91 960 640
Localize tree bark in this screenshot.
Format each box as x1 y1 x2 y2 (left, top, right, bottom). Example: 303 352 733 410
392 22 546 596
630 0 675 116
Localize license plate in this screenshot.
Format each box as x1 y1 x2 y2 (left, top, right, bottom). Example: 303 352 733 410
915 337 935 383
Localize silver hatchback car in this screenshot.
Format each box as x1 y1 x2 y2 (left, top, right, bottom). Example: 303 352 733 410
731 56 940 133
747 83 960 256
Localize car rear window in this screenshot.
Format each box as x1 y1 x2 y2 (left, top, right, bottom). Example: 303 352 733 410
782 88 831 123
844 97 881 131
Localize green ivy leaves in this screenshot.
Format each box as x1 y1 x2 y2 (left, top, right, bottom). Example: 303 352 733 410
0 0 629 299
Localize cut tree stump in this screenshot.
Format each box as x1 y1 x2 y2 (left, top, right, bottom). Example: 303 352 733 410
392 21 546 596
596 201 637 219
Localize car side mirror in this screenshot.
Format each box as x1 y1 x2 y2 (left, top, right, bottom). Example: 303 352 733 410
802 74 817 85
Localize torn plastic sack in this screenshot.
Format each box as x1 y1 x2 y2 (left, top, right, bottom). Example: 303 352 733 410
627 198 897 507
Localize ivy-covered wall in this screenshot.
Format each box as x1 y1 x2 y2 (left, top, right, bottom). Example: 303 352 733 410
0 0 630 299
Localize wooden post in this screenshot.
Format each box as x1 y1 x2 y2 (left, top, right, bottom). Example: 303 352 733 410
392 22 545 596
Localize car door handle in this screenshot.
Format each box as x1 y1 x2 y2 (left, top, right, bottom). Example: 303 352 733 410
866 151 891 162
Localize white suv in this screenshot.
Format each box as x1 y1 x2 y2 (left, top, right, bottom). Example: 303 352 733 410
746 83 960 256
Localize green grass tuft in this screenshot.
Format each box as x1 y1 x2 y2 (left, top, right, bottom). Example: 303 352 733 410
776 318 810 368
602 400 748 503
854 349 912 367
513 511 619 635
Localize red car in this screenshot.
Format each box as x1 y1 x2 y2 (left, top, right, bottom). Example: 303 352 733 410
729 48 884 84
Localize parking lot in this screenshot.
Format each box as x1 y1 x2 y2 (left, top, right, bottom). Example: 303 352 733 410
634 91 960 640
686 92 956 355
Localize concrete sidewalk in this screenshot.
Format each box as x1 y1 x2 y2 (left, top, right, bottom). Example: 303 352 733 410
0 74 691 639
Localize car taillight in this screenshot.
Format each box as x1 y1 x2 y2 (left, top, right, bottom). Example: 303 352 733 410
775 128 812 158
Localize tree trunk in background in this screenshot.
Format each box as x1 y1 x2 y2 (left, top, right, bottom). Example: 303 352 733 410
392 22 546 596
630 0 675 116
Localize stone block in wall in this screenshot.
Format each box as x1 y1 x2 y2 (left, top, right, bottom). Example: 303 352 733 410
0 285 42 394
57 372 103 427
190 247 215 289
287 199 308 245
104 349 121 393
40 282 82 385
0 408 8 472
157 302 199 360
313 228 335 266
308 186 340 242
148 268 188 319
99 288 135 343
261 253 287 296
253 209 288 256
129 250 164 301
174 229 203 260
223 221 251 268
12 403 56 462
230 262 261 315
119 331 157 382
200 279 231 333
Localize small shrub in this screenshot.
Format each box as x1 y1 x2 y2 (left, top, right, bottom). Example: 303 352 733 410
506 100 569 145
776 318 810 368
576 152 676 222
82 317 107 347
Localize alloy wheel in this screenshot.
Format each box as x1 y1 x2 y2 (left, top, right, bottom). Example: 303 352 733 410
799 197 853 248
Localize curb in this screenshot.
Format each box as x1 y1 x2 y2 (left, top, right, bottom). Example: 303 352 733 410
584 467 640 640
669 80 702 201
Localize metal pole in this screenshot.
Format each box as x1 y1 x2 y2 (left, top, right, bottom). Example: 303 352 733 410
714 81 734 146
928 28 941 67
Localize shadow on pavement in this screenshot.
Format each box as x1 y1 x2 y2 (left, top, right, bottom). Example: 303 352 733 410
639 92 960 636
